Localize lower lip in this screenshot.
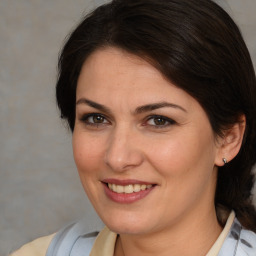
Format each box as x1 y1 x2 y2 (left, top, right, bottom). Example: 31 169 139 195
103 183 155 204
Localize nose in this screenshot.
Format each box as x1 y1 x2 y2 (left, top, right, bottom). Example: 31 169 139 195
104 126 144 172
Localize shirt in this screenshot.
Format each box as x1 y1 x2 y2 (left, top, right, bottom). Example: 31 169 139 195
10 211 256 255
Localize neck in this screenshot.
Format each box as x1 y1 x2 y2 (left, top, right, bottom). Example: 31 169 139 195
115 206 222 256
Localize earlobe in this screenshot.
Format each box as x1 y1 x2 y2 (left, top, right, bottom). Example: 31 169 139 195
215 115 246 166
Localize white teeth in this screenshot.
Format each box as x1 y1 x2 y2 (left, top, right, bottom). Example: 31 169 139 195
116 185 124 193
124 185 133 194
108 183 153 194
141 184 146 190
134 184 141 192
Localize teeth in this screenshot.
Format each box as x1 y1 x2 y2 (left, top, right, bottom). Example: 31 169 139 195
124 184 133 194
141 184 146 190
108 183 153 194
134 184 141 192
116 185 124 193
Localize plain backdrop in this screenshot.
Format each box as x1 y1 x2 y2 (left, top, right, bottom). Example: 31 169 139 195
0 0 255 255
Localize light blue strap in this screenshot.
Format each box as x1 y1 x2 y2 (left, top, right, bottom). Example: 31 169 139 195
236 227 256 256
218 218 256 255
46 221 98 256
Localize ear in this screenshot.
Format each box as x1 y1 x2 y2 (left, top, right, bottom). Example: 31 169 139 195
215 115 246 166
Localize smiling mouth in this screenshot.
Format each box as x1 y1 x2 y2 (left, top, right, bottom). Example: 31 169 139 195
107 183 153 194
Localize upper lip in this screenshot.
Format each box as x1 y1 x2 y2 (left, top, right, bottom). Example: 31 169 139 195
102 178 155 186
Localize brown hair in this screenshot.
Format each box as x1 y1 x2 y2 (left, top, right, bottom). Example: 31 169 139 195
56 0 256 230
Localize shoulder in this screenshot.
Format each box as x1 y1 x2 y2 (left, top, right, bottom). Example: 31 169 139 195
46 221 99 256
219 217 256 256
10 220 100 256
10 233 55 256
237 225 256 255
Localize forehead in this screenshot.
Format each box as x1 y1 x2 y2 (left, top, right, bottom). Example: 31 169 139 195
78 47 173 94
80 47 162 81
76 47 198 112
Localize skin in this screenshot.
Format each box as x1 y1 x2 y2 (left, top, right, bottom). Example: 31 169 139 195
73 47 235 255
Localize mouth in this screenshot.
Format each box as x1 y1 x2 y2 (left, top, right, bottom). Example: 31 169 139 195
101 179 156 204
107 183 153 194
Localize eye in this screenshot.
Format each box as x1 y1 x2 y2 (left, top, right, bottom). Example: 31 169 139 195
80 113 109 126
89 115 106 124
145 115 175 128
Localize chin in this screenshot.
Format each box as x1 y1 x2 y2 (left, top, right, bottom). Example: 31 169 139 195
108 223 149 235
100 211 151 235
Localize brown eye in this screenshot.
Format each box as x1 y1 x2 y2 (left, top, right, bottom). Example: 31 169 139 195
93 115 105 123
153 117 167 126
80 113 109 126
146 115 176 128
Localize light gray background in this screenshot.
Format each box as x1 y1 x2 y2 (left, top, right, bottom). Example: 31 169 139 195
0 0 255 255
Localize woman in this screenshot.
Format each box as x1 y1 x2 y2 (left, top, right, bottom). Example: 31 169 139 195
11 0 256 255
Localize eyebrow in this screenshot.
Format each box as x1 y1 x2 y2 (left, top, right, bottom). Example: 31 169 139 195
134 102 187 114
76 98 187 114
76 98 112 115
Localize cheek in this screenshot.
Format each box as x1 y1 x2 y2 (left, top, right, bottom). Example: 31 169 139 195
72 133 105 174
72 133 106 203
146 129 216 179
147 142 189 179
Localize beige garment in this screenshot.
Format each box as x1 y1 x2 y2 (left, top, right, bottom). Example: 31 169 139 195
90 226 117 256
206 210 235 255
9 233 55 256
10 211 235 256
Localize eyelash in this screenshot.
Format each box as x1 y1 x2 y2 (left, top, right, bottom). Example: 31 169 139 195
79 113 176 129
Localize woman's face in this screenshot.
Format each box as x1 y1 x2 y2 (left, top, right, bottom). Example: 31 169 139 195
73 47 221 235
